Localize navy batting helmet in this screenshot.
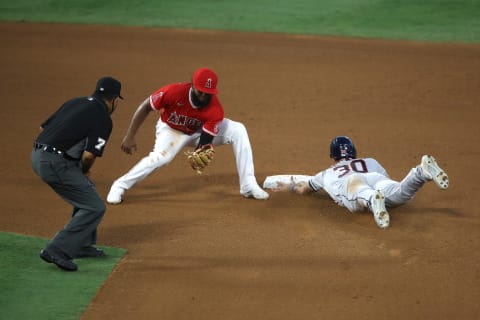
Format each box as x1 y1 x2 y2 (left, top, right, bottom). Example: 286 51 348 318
330 136 357 161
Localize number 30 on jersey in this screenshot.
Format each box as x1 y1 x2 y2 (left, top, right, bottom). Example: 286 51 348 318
333 159 368 178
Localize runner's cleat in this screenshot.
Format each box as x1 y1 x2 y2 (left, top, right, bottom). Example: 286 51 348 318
370 190 389 229
421 155 449 189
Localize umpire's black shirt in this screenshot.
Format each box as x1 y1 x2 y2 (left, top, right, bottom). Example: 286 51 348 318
36 95 112 158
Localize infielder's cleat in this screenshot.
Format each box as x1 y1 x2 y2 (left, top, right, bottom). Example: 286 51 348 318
370 190 389 229
420 155 449 189
40 246 78 271
241 184 270 200
106 185 124 204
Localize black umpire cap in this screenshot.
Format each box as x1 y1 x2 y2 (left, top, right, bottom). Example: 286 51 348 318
95 76 123 99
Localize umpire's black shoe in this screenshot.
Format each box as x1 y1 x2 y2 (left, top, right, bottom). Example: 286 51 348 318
74 246 106 258
40 247 78 272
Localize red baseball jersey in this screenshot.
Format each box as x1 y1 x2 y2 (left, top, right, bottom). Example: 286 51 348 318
149 82 224 136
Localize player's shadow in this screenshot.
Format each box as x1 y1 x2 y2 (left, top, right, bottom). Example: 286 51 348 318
392 205 463 217
101 218 203 246
122 172 253 203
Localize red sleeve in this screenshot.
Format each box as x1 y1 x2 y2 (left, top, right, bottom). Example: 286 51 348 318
149 84 172 111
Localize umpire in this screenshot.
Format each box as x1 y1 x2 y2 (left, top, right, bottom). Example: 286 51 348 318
31 76 123 271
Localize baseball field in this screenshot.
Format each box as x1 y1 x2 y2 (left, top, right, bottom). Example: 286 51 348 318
1 1 479 319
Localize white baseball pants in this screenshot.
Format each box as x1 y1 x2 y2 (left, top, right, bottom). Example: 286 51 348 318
112 118 260 193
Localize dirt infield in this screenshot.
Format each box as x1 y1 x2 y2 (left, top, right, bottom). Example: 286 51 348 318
1 22 479 320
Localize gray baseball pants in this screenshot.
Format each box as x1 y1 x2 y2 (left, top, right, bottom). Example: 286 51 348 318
31 148 106 258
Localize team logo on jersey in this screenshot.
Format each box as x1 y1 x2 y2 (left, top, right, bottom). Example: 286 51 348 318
151 92 164 105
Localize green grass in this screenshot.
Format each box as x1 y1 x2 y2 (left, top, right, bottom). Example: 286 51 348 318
0 0 479 42
0 232 126 320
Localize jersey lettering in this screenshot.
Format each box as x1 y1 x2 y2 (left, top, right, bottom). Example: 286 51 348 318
178 114 187 125
334 165 350 178
350 159 368 173
95 137 106 150
333 159 368 178
167 111 202 128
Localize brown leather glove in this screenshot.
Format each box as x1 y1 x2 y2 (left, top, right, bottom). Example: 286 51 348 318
185 144 215 175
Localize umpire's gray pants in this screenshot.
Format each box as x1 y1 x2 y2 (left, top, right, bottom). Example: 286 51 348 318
31 148 106 258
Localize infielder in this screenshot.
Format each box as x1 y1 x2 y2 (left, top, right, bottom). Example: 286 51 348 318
264 136 449 229
107 67 269 204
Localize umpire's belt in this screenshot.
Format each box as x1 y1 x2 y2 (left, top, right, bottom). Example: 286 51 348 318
34 142 79 161
34 142 64 155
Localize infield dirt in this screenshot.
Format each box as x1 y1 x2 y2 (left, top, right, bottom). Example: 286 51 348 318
1 22 479 320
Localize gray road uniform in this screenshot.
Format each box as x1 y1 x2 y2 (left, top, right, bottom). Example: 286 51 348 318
307 157 426 212
263 135 449 229
31 95 112 259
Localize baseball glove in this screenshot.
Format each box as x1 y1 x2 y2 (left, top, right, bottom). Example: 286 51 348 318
185 144 215 175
